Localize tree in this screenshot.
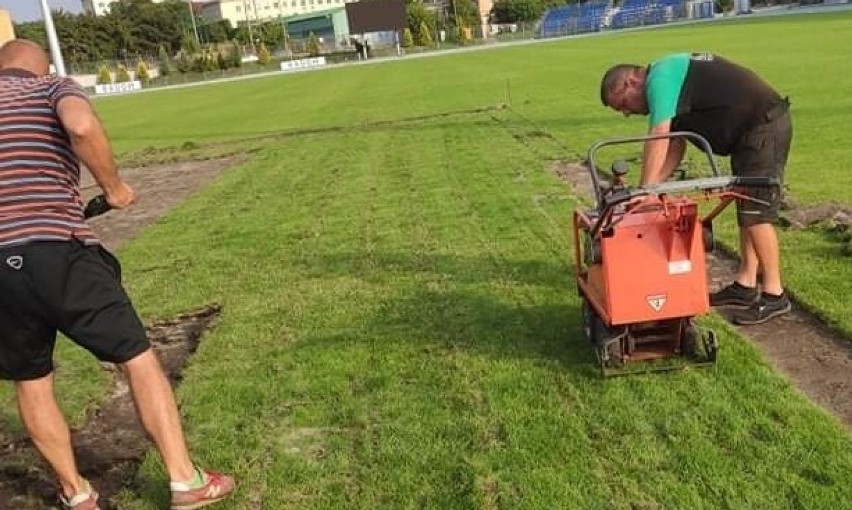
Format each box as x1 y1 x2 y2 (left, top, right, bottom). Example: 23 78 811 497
181 31 200 55
157 44 172 76
136 60 150 83
458 24 472 44
96 64 112 85
417 20 433 46
492 0 547 23
401 27 414 48
451 0 480 29
230 41 243 68
307 32 321 57
176 51 193 73
115 64 132 83
203 20 232 44
257 42 271 65
217 50 229 70
256 21 286 50
202 51 219 71
406 1 437 42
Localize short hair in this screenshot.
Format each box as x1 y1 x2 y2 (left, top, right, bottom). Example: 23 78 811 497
600 64 641 106
0 39 50 75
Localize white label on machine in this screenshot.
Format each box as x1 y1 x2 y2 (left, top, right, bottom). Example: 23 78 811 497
668 260 692 275
647 294 667 312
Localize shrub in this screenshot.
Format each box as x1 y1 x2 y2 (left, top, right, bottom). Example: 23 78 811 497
96 64 112 85
230 41 243 68
402 27 414 48
115 65 131 83
417 21 433 46
307 32 320 57
257 42 271 65
157 44 172 76
136 60 150 83
176 51 193 73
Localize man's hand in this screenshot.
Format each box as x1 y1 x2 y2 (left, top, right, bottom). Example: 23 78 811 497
625 194 661 211
105 181 136 210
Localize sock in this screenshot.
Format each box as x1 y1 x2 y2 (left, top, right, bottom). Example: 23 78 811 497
763 291 785 301
170 466 206 492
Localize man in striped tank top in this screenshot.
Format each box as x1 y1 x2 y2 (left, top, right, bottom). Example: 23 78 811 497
0 40 234 510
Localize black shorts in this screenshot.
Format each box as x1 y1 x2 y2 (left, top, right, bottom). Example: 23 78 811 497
0 240 150 381
730 101 792 227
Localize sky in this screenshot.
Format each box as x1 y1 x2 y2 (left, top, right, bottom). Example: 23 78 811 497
2 0 83 23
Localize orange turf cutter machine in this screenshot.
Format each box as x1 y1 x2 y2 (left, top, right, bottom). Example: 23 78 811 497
574 132 777 376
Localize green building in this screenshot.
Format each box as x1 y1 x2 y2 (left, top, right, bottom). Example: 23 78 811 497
283 7 351 46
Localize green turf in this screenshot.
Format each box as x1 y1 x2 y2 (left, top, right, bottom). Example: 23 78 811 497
112 116 850 509
1 11 850 510
95 12 852 335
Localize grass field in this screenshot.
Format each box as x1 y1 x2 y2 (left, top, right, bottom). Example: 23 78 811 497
2 11 852 510
97 12 852 333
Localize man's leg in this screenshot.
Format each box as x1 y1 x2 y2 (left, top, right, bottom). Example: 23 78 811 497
121 348 236 509
747 222 783 295
120 348 195 482
15 373 88 498
736 227 760 288
732 218 790 324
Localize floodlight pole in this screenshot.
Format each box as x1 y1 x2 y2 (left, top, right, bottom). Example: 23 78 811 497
187 0 200 46
39 0 67 76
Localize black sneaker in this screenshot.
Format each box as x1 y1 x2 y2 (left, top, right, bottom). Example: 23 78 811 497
733 293 792 325
709 282 758 307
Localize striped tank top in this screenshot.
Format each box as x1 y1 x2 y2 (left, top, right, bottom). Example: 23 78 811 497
0 68 98 248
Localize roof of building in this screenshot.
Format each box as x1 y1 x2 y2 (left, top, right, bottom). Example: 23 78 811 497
282 6 345 23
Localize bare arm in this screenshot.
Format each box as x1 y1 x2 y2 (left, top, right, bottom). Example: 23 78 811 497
661 137 686 179
56 96 134 208
641 120 675 185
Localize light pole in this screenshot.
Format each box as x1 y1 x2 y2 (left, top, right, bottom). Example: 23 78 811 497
187 0 200 46
451 0 460 42
244 0 256 53
38 0 67 76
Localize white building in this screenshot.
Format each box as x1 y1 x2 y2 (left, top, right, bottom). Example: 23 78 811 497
198 0 357 28
82 0 170 17
82 0 359 29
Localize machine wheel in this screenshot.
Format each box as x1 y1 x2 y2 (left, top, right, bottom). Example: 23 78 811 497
583 232 602 265
703 330 719 362
702 221 715 253
581 299 598 344
681 321 700 359
600 338 624 369
582 299 624 368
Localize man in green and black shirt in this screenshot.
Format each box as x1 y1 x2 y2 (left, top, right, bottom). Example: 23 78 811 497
600 53 793 325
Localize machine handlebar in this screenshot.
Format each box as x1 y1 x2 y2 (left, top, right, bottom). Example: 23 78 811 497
599 175 779 211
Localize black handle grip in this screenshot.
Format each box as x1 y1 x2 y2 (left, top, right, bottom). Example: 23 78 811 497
731 176 781 187
84 194 112 219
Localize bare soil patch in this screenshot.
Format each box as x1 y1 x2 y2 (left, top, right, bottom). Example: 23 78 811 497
81 158 241 251
0 159 237 509
779 199 852 256
554 161 852 429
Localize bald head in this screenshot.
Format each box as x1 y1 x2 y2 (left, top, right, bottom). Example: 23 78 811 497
0 39 51 76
